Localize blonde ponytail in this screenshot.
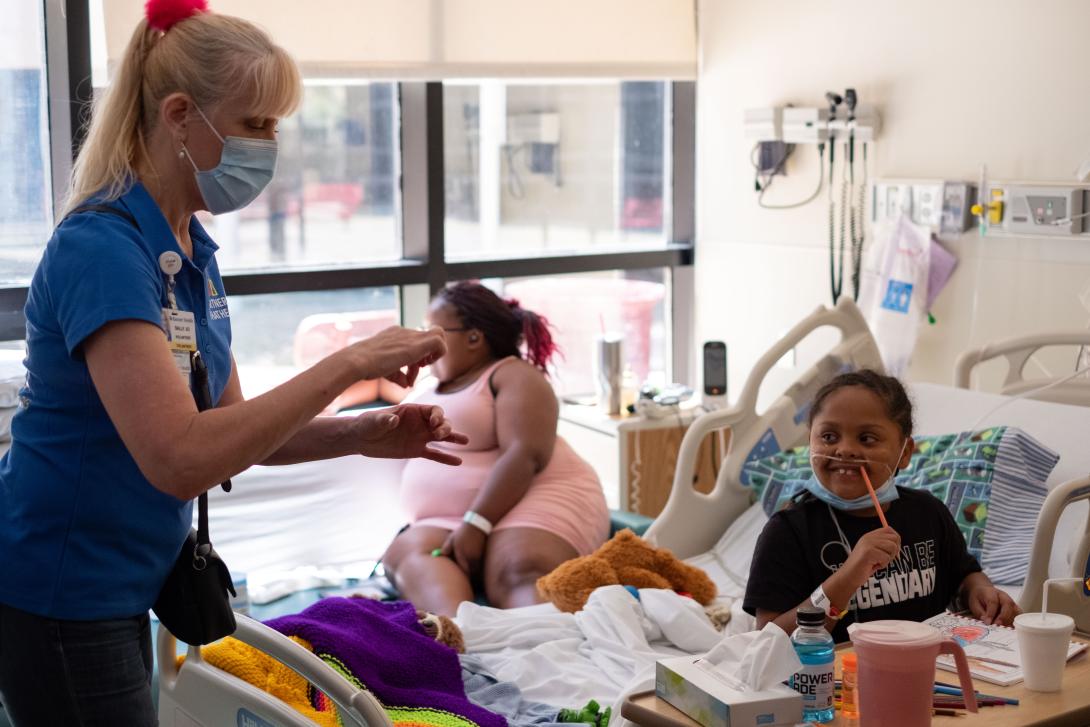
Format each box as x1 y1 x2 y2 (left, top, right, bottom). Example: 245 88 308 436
62 11 301 217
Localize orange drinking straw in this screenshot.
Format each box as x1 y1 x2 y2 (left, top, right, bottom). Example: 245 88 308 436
860 467 889 528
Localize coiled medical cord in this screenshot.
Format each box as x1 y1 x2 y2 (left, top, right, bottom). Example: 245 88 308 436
757 143 826 210
849 143 868 301
829 140 844 304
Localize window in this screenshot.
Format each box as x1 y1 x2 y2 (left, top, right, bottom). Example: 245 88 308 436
228 288 398 398
474 269 669 396
6 2 695 380
203 81 402 273
0 2 52 286
444 81 670 261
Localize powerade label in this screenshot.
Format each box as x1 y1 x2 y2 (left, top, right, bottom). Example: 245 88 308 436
791 664 834 711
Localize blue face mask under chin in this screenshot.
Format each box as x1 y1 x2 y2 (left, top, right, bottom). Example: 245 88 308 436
803 440 908 511
802 472 900 510
181 105 278 215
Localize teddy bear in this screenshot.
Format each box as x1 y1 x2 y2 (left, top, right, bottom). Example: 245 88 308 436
536 529 717 613
416 610 465 653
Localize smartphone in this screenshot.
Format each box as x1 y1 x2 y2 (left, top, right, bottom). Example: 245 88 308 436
703 341 727 396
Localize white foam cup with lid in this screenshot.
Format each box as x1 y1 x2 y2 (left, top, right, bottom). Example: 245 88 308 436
1014 612 1074 692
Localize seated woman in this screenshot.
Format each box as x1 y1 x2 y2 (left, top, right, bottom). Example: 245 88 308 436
382 282 610 615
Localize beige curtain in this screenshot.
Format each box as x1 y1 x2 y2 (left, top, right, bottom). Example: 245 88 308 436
102 0 696 79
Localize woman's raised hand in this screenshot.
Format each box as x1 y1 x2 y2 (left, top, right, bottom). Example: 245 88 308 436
352 404 469 464
348 326 446 387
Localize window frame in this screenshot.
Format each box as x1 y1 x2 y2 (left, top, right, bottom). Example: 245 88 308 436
2 9 695 381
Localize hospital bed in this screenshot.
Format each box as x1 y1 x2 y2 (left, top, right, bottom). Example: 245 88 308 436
651 298 1090 627
157 299 1090 725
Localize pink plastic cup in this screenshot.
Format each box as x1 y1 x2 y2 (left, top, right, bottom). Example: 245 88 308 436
849 620 978 726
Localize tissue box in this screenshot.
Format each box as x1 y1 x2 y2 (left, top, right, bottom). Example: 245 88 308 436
655 656 802 727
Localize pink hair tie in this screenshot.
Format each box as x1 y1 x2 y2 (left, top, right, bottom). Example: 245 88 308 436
505 297 520 309
145 0 208 32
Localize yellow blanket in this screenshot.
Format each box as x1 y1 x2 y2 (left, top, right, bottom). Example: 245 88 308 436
179 636 339 727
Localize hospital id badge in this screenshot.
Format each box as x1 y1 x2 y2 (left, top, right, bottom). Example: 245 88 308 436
162 308 197 352
172 350 192 382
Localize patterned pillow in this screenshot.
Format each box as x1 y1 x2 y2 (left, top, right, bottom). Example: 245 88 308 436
739 427 1058 584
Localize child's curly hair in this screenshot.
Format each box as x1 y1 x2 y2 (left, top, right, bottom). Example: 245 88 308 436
808 368 914 437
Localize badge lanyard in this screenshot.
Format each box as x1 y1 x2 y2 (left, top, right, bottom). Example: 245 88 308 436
160 252 232 495
158 251 197 382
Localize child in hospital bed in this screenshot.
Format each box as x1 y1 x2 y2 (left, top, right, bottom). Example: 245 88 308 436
743 369 1020 642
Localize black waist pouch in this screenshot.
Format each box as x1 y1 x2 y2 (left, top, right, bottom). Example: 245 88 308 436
152 525 236 645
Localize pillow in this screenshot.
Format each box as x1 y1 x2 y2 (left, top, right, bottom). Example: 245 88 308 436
740 427 1059 585
685 501 768 600
0 351 26 409
0 406 14 442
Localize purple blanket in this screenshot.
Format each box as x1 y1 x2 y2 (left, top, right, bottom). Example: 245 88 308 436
267 598 504 727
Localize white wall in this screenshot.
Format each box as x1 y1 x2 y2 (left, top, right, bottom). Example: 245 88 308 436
697 0 1090 397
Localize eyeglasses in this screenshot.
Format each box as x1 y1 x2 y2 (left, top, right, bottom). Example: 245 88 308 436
417 325 469 333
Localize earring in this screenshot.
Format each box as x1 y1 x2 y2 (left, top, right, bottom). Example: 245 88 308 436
178 151 185 159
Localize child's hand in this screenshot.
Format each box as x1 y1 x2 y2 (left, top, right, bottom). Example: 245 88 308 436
846 527 901 580
967 584 1020 626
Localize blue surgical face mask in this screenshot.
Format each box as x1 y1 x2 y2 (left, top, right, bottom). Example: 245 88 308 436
181 106 278 215
803 439 908 511
803 472 900 511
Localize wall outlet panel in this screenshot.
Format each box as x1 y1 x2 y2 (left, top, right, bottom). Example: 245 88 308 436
871 179 975 234
993 184 1085 236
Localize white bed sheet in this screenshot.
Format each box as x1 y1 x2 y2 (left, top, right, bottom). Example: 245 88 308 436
205 454 408 578
457 586 727 717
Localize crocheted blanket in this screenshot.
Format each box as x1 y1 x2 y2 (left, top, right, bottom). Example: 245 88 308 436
197 598 504 727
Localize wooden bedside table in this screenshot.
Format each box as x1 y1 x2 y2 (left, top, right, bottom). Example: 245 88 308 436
621 634 1090 727
560 402 728 517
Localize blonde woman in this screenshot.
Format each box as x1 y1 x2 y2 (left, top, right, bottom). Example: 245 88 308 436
0 1 464 723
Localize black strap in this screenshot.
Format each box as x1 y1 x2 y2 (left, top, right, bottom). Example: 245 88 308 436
69 203 138 228
191 352 233 550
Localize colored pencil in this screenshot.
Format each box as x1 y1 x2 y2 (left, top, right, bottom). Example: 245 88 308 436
934 699 1007 709
859 467 889 527
967 654 1020 668
934 681 1019 705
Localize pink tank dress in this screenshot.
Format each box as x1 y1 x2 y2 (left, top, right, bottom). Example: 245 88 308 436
400 357 610 556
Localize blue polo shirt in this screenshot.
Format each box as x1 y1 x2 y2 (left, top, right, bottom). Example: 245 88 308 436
0 182 232 620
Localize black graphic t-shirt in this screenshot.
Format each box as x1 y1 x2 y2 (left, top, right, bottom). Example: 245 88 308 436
743 487 981 642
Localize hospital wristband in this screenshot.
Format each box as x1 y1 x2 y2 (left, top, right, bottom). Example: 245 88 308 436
462 510 494 536
810 584 847 621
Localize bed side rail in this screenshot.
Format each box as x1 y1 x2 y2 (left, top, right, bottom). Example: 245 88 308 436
646 298 883 558
955 332 1090 406
1019 475 1090 632
158 614 393 727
